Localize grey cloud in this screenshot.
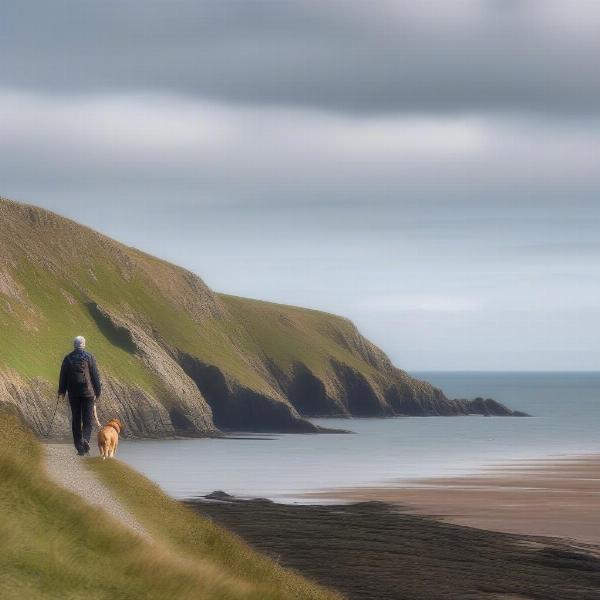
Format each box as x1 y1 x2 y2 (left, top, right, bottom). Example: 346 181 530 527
2 0 600 114
1 92 599 220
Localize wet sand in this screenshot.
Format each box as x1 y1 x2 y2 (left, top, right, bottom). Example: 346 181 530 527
305 454 600 546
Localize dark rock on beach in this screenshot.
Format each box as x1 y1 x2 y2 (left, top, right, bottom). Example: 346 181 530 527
204 490 235 501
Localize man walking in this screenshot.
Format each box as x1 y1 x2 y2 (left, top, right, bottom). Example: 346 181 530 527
58 336 102 455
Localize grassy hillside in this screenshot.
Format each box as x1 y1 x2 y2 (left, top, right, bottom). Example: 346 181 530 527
0 409 341 600
0 197 521 436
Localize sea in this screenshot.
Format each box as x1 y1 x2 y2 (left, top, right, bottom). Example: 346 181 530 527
117 372 600 501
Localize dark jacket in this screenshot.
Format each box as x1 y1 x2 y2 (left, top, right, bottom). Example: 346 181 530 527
58 350 102 399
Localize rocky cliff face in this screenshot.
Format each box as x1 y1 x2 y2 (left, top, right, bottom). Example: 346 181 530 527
0 197 523 437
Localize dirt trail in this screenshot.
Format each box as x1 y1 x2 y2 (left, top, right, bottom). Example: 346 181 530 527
44 443 151 541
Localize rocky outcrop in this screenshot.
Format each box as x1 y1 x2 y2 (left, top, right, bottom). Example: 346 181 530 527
0 370 56 435
96 377 177 437
273 361 525 420
178 354 317 432
283 364 345 417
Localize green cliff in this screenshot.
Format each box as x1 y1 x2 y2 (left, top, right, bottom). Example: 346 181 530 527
0 197 521 436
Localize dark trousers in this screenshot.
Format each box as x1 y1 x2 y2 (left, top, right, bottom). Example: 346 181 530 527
68 395 94 451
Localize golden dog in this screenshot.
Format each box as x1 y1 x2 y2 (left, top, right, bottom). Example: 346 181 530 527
97 419 123 459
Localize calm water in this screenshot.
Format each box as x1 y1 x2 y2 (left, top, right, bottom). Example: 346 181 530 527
118 372 600 501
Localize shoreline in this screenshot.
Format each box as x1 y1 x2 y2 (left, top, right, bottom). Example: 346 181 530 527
303 453 600 545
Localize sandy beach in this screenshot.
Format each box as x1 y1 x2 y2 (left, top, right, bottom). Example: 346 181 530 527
305 453 600 546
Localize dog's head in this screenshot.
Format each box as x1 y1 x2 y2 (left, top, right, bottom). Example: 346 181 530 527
106 419 123 434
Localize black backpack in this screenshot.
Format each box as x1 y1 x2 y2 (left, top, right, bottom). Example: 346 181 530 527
67 353 94 397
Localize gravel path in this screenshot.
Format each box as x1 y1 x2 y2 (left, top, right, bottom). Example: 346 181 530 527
44 443 151 541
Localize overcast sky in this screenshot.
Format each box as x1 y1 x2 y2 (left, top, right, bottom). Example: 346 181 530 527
1 1 599 370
